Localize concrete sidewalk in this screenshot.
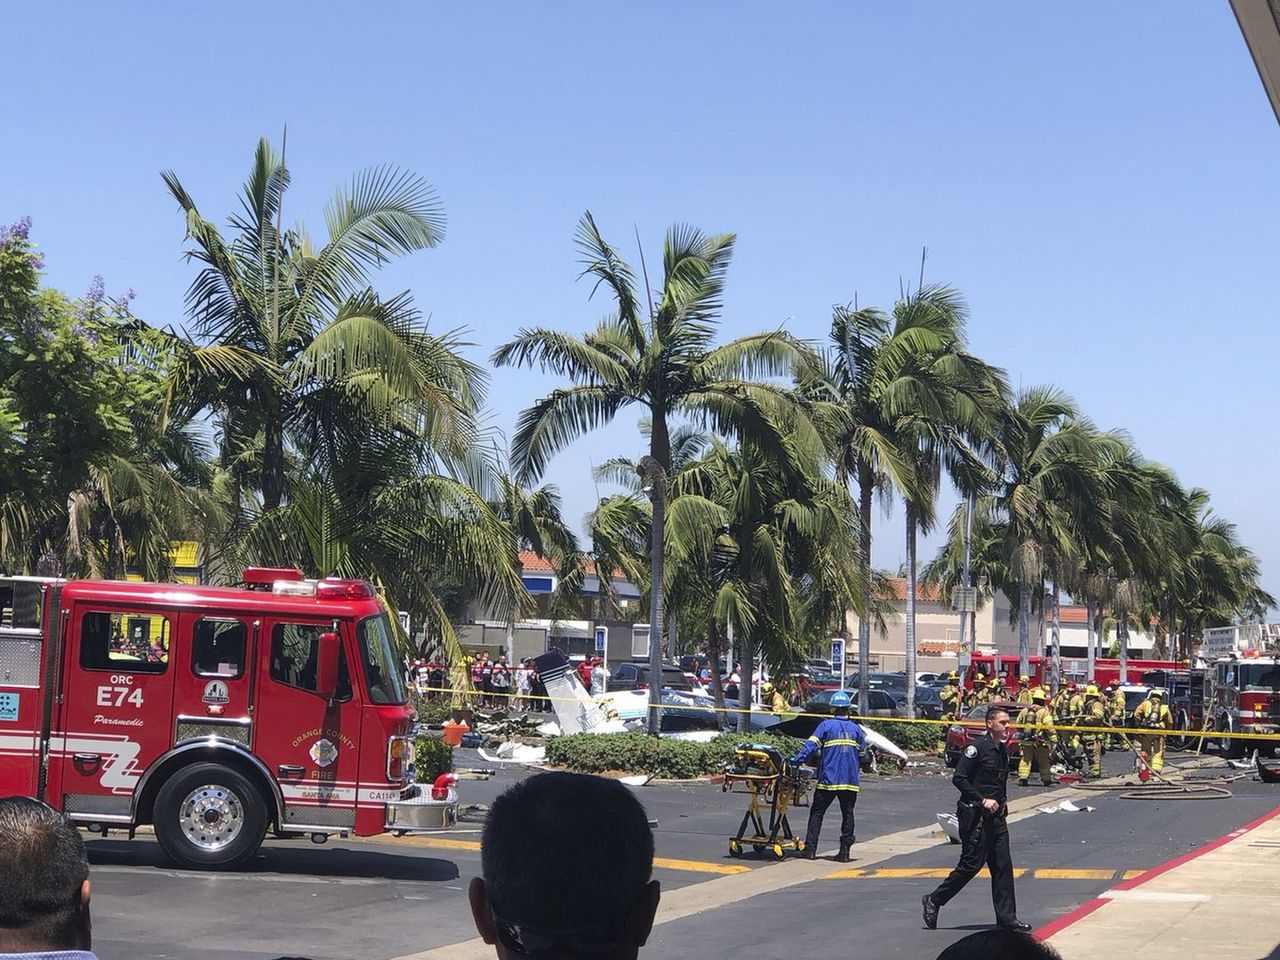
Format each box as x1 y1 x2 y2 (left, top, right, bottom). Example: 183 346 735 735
1041 802 1280 959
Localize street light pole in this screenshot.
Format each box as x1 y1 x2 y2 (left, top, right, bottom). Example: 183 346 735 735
637 456 667 736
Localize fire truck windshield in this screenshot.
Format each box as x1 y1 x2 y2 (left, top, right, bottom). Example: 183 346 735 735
1238 664 1280 692
357 613 407 705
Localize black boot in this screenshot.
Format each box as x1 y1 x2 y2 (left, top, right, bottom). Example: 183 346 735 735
922 895 939 930
835 844 851 862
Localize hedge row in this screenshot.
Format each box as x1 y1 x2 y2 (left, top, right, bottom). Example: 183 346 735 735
545 732 805 780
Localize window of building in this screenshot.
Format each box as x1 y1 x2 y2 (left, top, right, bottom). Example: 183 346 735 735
80 611 170 674
269 622 351 700
192 619 246 679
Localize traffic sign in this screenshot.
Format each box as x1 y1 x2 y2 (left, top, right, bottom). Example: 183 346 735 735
830 638 845 688
594 626 607 654
951 586 978 613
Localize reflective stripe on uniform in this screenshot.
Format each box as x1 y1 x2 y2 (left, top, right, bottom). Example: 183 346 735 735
815 783 860 791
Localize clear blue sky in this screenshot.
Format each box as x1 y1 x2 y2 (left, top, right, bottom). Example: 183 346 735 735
4 3 1278 604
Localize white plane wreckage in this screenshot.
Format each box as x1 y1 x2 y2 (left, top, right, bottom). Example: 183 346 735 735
529 651 908 766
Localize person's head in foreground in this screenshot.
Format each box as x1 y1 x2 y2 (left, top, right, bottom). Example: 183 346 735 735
0 796 93 956
936 928 1060 960
986 706 1011 740
469 772 660 959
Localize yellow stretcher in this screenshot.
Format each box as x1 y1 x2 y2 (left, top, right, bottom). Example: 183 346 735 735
721 743 814 860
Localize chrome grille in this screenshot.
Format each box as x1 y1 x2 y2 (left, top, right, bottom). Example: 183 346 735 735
175 720 250 746
0 633 41 687
64 793 130 816
284 805 355 827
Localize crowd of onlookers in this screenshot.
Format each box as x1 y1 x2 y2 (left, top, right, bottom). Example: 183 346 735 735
414 649 614 711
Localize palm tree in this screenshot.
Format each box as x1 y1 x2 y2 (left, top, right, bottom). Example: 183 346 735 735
666 433 859 731
801 285 1004 716
164 138 465 512
985 388 1107 675
886 286 1006 717
495 212 815 718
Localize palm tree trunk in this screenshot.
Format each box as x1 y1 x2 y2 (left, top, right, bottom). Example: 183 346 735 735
263 392 286 511
1118 611 1129 684
646 486 665 736
1050 581 1061 691
857 463 873 716
1085 598 1096 682
644 412 671 736
904 503 918 720
708 620 727 725
1018 573 1031 677
736 628 754 733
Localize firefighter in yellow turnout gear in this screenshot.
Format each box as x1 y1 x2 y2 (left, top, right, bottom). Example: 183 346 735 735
1106 682 1127 749
1015 675 1033 705
1080 685 1107 778
1015 687 1056 786
1132 688 1173 773
966 673 988 709
937 671 962 755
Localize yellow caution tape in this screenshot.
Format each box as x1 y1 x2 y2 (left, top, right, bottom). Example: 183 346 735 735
413 684 1279 742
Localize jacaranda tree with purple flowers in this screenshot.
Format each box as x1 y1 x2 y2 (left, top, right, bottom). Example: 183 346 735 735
0 218 219 577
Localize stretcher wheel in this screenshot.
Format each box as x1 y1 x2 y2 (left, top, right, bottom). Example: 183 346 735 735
795 839 806 851
772 843 785 860
752 843 765 853
728 839 742 857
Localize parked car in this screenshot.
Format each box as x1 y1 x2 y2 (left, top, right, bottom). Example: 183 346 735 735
845 671 910 692
804 685 942 720
890 685 945 720
608 663 695 692
804 687 900 718
916 672 941 684
943 700 1022 768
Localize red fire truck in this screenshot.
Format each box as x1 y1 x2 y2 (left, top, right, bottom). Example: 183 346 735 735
0 569 456 870
962 654 1047 691
1205 651 1280 759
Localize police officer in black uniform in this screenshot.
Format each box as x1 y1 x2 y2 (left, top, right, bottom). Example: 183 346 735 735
922 705 1031 932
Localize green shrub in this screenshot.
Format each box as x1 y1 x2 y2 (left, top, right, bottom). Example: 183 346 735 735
410 693 457 726
414 735 455 782
545 731 805 779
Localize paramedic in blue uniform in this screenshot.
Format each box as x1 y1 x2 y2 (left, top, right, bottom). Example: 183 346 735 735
922 705 1031 932
787 690 865 862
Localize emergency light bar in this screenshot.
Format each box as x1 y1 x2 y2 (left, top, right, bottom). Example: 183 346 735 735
242 567 305 588
268 577 377 600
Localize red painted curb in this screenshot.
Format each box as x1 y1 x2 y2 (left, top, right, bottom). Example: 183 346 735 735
1033 801 1280 942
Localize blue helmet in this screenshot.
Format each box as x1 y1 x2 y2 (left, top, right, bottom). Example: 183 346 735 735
831 691 852 709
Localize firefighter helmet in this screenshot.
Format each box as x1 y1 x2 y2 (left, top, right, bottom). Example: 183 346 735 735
947 670 959 683
1019 674 1030 685
975 672 986 683
1067 681 1078 692
831 690 852 709
1150 688 1165 699
1085 684 1101 697
1031 687 1047 703
988 676 1001 689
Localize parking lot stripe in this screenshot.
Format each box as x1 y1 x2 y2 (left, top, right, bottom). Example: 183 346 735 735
823 867 1129 881
1033 868 1118 880
653 857 750 875
377 835 746 875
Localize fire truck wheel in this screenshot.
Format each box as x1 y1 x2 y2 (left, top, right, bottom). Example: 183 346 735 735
1218 720 1246 760
154 763 268 870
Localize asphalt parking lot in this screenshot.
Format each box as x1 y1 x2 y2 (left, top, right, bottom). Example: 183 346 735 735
85 746 1275 960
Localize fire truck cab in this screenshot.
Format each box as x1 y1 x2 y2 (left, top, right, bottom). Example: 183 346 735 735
0 569 456 870
1208 653 1280 759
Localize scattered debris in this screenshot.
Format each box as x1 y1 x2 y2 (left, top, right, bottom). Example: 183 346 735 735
478 744 547 765
619 774 653 786
937 812 961 843
1037 799 1096 814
